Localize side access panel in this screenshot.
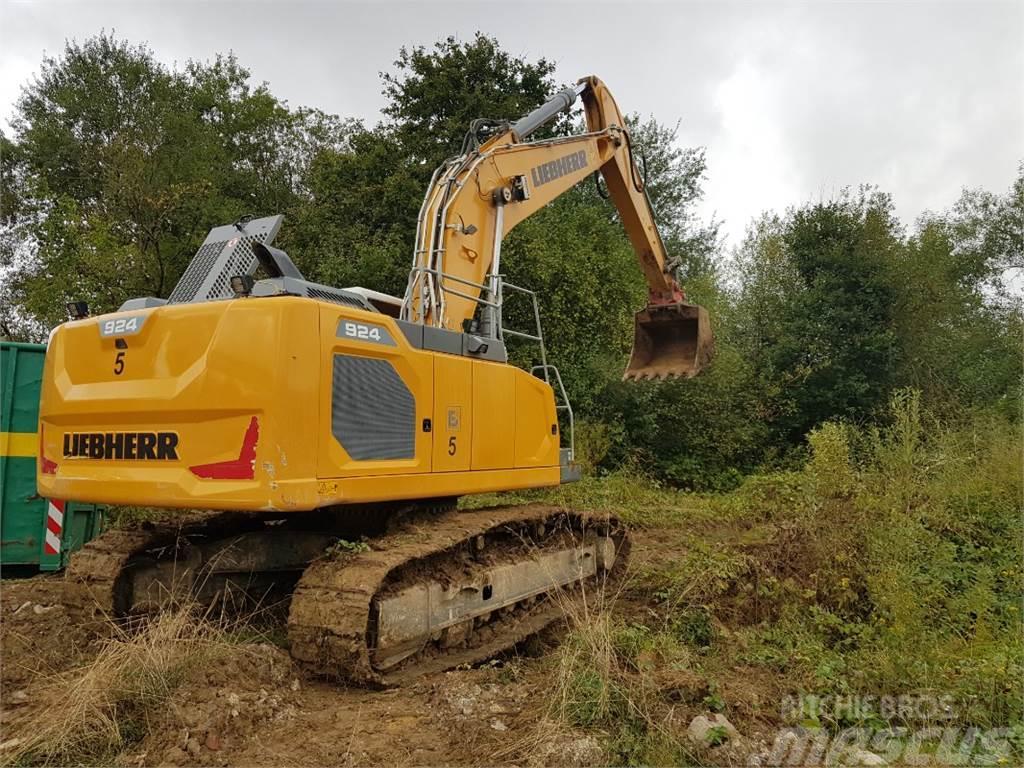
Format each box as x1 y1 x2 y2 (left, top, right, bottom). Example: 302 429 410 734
471 361 516 471
433 355 472 471
318 307 433 480
513 369 560 469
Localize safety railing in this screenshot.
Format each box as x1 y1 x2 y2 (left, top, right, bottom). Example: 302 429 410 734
401 265 500 321
531 364 575 463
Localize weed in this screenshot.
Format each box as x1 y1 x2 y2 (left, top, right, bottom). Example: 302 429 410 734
704 725 729 747
324 538 371 557
702 685 726 714
544 580 699 766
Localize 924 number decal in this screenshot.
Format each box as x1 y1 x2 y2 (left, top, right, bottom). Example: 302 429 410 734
336 320 396 347
98 315 146 337
342 321 382 342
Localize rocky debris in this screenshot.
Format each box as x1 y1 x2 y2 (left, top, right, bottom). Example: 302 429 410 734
133 643 300 765
12 601 31 615
434 673 527 720
687 713 739 745
846 748 887 766
32 604 59 616
8 690 29 706
527 732 604 768
490 719 508 732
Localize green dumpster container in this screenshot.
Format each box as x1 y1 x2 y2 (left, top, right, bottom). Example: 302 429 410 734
1 341 105 571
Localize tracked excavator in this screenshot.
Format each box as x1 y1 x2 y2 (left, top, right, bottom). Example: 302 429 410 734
38 76 712 684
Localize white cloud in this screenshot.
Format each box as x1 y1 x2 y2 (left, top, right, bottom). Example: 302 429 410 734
0 51 36 133
0 1 1020 244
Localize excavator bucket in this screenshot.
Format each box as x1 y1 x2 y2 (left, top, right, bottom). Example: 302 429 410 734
624 302 714 380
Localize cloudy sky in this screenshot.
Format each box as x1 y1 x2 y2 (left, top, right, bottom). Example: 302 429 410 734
1 0 1021 247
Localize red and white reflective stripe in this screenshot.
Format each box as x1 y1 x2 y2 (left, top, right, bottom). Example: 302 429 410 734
43 499 65 556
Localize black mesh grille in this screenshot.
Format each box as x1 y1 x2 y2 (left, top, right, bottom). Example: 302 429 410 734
208 234 259 300
306 287 368 309
331 355 415 460
167 217 281 304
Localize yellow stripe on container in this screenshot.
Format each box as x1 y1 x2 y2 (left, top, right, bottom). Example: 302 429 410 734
0 432 37 458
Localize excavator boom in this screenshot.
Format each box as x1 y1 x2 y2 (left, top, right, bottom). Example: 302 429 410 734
405 76 713 379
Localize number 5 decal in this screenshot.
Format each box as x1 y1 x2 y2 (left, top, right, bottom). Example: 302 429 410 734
113 351 125 375
448 436 457 456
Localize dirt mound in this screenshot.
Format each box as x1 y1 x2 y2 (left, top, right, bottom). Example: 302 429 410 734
132 643 301 766
1 575 111 688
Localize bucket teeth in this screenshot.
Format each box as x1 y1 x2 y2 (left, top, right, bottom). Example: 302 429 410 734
624 301 713 381
623 369 683 382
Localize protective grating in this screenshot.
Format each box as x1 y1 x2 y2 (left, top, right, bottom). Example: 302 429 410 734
167 216 282 304
331 355 415 460
306 287 369 310
169 240 227 303
208 234 260 300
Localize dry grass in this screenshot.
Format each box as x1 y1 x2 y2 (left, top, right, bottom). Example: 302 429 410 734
4 606 234 766
505 554 700 767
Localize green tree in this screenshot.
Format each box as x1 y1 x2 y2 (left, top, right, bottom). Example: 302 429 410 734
891 167 1023 414
381 33 558 168
0 33 345 338
758 192 903 440
286 33 558 296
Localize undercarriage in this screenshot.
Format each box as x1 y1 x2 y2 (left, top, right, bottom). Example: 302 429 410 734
63 502 628 685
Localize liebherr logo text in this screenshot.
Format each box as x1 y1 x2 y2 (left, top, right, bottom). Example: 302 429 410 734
63 432 179 460
530 150 587 187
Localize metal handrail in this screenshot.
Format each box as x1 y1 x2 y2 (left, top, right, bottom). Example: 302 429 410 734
401 265 500 322
532 364 574 462
498 280 549 374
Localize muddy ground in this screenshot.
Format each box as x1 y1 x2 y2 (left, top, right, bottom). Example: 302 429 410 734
0 524 782 767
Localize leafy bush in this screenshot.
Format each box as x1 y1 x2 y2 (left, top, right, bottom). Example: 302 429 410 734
721 393 1023 728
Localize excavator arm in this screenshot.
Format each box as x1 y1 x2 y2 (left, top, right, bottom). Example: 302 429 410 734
403 75 713 379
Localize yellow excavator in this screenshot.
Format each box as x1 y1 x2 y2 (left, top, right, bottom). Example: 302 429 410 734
38 76 712 684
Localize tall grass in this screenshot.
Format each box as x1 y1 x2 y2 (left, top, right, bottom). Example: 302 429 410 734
536 580 701 766
5 608 234 766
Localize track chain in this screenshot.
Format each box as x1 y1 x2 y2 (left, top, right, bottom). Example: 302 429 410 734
287 503 627 686
61 511 261 617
